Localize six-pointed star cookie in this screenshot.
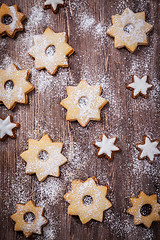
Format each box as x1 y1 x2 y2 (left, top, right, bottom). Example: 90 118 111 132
20 135 67 181
0 115 19 140
93 134 120 161
136 136 160 163
126 191 160 228
11 200 48 238
0 63 34 110
44 0 64 13
127 75 152 98
107 8 153 53
60 79 107 127
64 177 112 224
28 27 74 75
0 3 25 38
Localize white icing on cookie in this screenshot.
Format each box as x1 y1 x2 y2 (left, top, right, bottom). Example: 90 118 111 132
128 75 152 97
0 116 16 139
137 136 160 162
45 0 64 11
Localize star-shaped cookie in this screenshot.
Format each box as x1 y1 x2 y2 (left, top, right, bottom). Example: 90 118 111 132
93 134 120 161
0 63 34 110
136 136 160 163
44 0 65 13
28 27 74 75
20 135 67 181
60 79 107 127
127 75 152 98
107 8 153 53
0 115 19 140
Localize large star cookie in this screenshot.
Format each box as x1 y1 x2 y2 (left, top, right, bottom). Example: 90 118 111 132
93 134 120 161
64 177 112 224
0 115 19 140
126 191 160 228
60 79 107 127
0 63 34 110
28 27 74 75
127 75 152 98
107 8 153 53
0 3 25 38
136 136 160 163
20 135 67 181
11 200 48 238
44 0 65 13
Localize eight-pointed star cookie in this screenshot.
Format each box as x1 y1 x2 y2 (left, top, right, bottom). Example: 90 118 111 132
11 200 48 238
0 63 34 110
0 3 25 38
136 136 160 163
28 27 74 75
107 8 153 53
60 79 107 127
64 177 112 224
20 135 67 181
93 134 120 161
127 75 152 98
44 0 65 13
0 115 19 141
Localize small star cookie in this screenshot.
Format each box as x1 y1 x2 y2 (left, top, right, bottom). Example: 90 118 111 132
127 75 152 98
44 0 65 13
126 191 160 228
28 27 74 75
64 177 112 224
20 135 67 181
107 8 153 53
60 79 107 127
93 134 120 161
0 63 34 110
0 3 25 38
11 200 48 238
136 136 160 163
0 115 19 141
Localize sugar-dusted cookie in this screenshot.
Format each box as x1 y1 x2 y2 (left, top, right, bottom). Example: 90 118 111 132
0 115 19 141
64 177 112 224
0 63 34 110
107 8 153 53
126 191 160 228
28 27 74 75
127 75 152 98
44 0 65 13
11 200 48 238
0 3 25 38
136 135 160 163
93 134 120 161
20 135 67 181
60 79 107 127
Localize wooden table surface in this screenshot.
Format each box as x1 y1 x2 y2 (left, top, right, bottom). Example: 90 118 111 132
0 0 159 239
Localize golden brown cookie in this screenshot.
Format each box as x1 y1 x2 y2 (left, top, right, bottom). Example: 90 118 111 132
60 79 107 127
11 200 48 238
0 115 19 141
0 3 25 38
64 177 112 224
44 0 65 13
126 191 160 228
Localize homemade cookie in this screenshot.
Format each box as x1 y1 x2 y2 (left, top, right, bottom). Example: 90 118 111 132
136 135 160 163
28 27 74 75
0 63 34 110
11 200 48 238
126 191 160 228
60 79 107 127
0 3 25 38
93 134 120 161
107 8 153 53
127 75 152 98
0 115 19 141
44 0 65 13
64 177 112 224
20 135 67 181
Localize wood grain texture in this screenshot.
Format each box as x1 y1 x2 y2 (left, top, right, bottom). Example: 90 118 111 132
0 0 159 239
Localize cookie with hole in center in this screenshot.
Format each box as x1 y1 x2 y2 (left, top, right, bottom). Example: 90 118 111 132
0 115 19 141
44 0 65 13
